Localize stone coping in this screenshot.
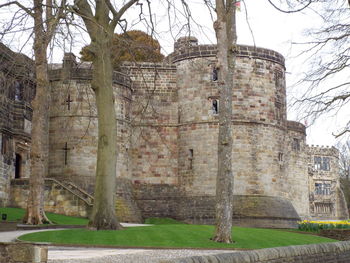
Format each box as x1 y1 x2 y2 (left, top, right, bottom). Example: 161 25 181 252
170 44 285 67
286 120 306 134
49 67 132 89
159 241 350 263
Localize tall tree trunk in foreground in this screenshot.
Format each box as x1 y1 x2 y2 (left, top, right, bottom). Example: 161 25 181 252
24 15 51 224
90 35 120 230
74 0 137 230
212 0 237 243
22 0 66 224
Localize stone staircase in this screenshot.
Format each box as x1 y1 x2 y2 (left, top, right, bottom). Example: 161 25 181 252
10 177 143 223
59 180 94 206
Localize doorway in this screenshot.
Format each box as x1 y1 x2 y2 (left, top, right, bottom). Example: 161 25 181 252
15 153 22 179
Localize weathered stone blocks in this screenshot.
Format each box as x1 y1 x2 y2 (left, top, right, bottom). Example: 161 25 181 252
0 242 47 263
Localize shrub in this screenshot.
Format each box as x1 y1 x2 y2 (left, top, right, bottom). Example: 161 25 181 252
298 220 350 232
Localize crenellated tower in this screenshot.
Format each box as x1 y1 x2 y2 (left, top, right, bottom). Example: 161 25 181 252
1 39 347 226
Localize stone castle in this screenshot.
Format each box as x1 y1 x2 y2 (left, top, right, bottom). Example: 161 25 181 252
0 37 348 227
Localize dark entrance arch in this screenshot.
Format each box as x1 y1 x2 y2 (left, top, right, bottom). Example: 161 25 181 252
15 153 22 179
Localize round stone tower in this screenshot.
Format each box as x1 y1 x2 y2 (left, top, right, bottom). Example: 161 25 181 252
172 37 300 227
48 53 132 192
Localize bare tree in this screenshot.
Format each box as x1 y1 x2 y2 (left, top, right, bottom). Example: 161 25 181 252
337 140 350 179
0 0 67 224
210 0 237 243
71 0 139 230
282 0 350 137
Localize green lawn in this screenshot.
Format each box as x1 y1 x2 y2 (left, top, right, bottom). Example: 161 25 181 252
1 208 337 249
18 224 336 249
144 217 185 225
0 207 88 225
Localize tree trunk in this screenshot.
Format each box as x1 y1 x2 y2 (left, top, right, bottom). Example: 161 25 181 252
88 36 122 230
212 0 237 243
72 0 129 231
23 0 51 225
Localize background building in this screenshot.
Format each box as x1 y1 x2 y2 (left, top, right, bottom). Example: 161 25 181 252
0 43 34 206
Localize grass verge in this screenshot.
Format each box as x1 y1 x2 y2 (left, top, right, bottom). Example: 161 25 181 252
144 217 185 225
0 207 88 225
18 224 336 249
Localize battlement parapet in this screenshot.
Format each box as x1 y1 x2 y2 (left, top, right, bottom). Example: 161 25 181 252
174 36 199 50
306 144 339 157
170 37 285 67
49 53 132 88
49 64 132 89
286 120 306 135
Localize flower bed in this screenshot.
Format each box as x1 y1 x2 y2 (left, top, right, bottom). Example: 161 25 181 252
298 220 350 232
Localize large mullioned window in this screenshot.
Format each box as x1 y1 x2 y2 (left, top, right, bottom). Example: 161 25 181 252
315 183 331 195
314 156 330 171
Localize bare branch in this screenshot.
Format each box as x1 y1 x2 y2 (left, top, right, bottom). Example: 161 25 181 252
334 129 350 138
267 0 312 13
0 1 34 17
46 0 68 43
110 0 139 30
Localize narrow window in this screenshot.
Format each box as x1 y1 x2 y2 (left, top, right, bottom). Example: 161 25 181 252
323 157 330 171
292 138 300 151
278 152 283 162
212 68 218 81
315 183 322 195
62 142 70 165
1 135 7 155
324 183 331 195
14 82 23 101
189 149 194 170
314 156 322 170
1 134 12 165
212 99 218 114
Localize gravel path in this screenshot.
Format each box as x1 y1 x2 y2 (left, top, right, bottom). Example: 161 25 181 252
48 247 235 263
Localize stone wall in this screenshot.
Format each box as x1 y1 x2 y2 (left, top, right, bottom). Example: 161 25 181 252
133 183 180 219
0 44 34 206
9 177 143 222
285 122 309 219
160 241 350 263
0 145 11 207
0 242 47 263
10 178 92 218
115 178 143 223
48 59 132 192
124 62 179 185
